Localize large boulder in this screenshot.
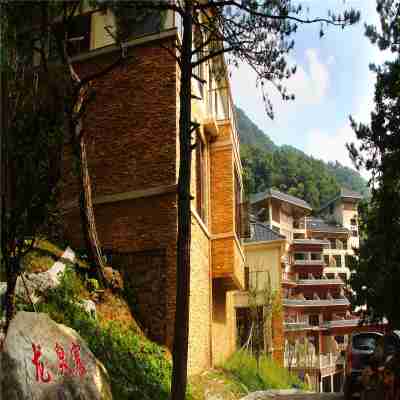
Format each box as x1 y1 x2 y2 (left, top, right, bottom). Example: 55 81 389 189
16 247 76 303
1 311 112 400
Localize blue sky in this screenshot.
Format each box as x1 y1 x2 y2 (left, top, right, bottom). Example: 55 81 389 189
230 0 385 178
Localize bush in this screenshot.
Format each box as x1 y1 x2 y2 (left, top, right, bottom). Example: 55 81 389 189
222 350 306 392
30 267 172 400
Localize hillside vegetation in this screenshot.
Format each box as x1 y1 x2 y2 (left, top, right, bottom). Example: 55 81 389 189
236 106 368 209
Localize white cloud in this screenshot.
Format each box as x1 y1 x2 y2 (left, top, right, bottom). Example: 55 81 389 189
327 55 335 65
304 86 375 180
230 48 332 142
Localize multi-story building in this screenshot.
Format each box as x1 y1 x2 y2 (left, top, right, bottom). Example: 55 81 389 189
59 6 245 374
241 187 381 392
234 216 286 364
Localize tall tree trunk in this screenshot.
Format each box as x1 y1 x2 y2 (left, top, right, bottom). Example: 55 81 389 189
171 2 193 400
4 256 19 333
71 114 106 286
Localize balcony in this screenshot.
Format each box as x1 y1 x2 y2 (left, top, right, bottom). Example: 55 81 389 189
284 352 340 374
284 315 312 331
282 272 297 286
212 234 245 290
283 297 350 307
297 277 344 286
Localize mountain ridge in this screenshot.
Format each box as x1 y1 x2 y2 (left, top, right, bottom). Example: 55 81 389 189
236 106 368 209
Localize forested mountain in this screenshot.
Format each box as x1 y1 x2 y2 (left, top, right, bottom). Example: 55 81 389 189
236 106 369 209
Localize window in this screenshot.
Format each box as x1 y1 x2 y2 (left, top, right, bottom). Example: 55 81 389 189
196 133 207 222
310 253 322 261
48 14 91 61
333 255 342 267
193 27 205 98
342 240 348 250
66 14 91 56
350 218 357 226
234 169 241 238
245 267 250 290
294 253 306 261
345 255 353 268
329 239 336 249
271 225 280 234
324 255 330 265
352 230 358 237
309 315 320 326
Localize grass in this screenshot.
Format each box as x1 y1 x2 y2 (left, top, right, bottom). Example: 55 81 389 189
220 350 307 393
189 351 308 400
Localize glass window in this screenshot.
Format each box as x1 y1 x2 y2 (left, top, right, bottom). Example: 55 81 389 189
324 255 330 265
310 252 322 261
294 253 306 260
196 132 207 222
333 255 342 267
352 230 358 237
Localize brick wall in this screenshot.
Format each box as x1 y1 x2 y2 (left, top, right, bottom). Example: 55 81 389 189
61 38 179 350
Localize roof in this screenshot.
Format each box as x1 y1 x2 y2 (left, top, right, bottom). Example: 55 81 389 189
340 187 363 200
250 189 312 211
306 218 349 234
245 219 286 243
319 187 362 212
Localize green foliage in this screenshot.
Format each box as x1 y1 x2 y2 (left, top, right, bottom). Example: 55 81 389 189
348 1 400 328
236 107 276 153
222 351 306 392
237 107 367 208
86 277 99 292
33 268 172 400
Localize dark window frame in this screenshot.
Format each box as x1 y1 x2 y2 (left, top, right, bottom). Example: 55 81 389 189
195 132 207 223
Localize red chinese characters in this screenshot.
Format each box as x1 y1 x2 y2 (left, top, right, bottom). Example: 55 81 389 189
55 342 70 376
32 341 87 382
31 343 52 383
70 342 86 377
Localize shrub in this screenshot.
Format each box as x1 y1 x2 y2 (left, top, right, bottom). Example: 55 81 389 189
222 350 306 392
30 267 172 400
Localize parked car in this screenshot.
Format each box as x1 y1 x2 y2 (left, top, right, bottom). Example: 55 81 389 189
344 331 383 399
360 331 400 400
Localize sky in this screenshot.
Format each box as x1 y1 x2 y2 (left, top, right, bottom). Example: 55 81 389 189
230 0 387 179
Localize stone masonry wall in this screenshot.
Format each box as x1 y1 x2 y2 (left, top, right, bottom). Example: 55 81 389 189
188 218 212 374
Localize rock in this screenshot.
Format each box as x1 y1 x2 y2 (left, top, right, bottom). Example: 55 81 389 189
1 311 112 400
14 247 76 304
103 267 123 291
79 299 97 320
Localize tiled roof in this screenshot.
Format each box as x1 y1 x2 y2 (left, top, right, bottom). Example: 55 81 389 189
245 219 286 243
306 218 349 234
340 187 363 200
250 189 312 211
319 187 362 211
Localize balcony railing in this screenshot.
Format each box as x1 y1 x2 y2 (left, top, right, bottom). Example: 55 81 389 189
293 259 325 266
283 297 350 307
297 278 344 286
282 273 344 286
322 319 360 328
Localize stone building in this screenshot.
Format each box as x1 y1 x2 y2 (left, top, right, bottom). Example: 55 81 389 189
59 7 245 374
